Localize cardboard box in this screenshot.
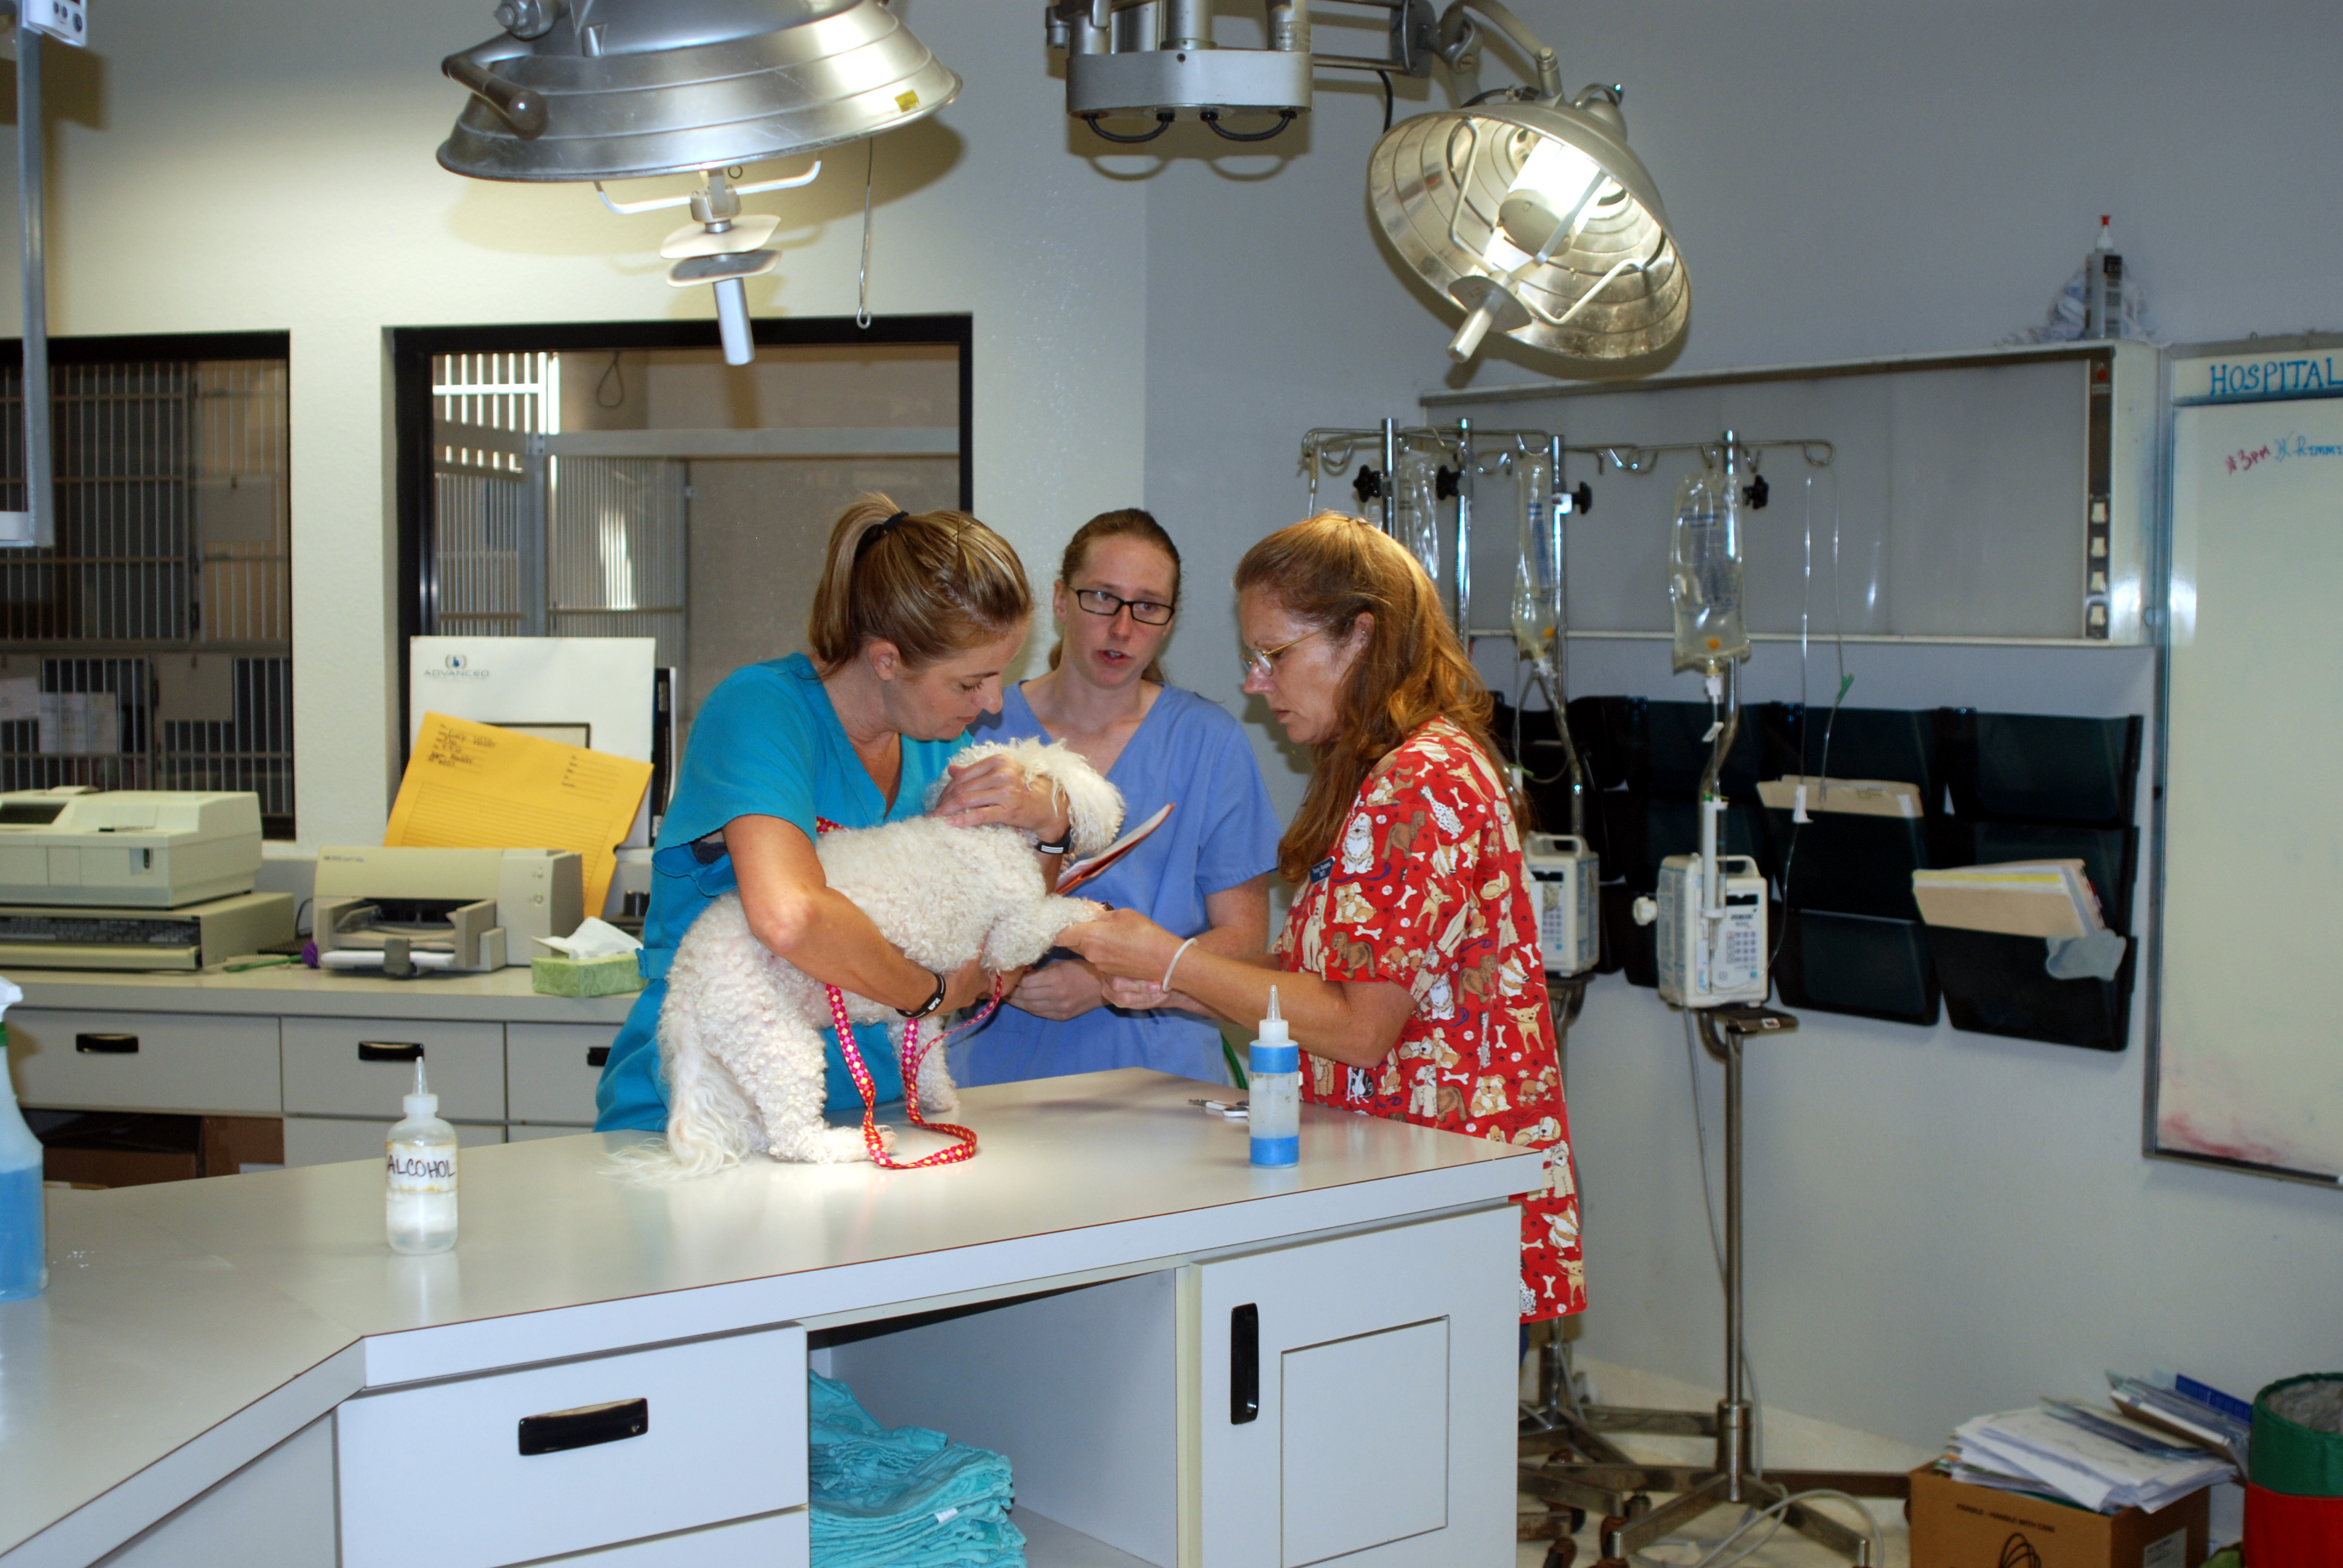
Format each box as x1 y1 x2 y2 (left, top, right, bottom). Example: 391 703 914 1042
1909 1465 2209 1568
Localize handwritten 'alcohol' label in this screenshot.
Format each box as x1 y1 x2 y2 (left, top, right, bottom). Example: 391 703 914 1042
387 1142 458 1195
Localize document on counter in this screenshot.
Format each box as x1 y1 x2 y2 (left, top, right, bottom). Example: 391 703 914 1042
387 711 652 916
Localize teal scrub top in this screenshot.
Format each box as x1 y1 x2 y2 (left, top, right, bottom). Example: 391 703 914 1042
594 653 964 1132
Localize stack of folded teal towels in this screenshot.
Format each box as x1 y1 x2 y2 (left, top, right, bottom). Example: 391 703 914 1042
808 1371 1027 1568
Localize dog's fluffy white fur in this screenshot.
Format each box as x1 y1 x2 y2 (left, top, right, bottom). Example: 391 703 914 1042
621 739 1123 1178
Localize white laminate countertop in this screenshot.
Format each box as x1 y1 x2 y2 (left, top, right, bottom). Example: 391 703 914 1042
4 963 638 1025
0 1070 1542 1566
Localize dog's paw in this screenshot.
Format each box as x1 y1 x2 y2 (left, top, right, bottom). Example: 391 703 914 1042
920 1083 960 1116
818 1124 885 1163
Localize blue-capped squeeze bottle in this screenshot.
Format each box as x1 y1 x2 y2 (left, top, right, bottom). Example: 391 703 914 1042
1248 986 1300 1168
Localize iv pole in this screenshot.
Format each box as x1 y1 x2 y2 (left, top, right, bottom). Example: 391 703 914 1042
0 2 59 549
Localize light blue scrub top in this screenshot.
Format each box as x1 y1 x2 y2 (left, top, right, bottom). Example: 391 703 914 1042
594 654 963 1132
949 682 1280 1086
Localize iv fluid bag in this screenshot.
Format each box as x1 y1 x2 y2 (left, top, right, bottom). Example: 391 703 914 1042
1669 462 1750 673
1511 454 1560 661
1392 449 1443 586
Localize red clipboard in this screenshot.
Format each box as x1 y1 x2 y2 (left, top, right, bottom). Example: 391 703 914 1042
1055 803 1173 895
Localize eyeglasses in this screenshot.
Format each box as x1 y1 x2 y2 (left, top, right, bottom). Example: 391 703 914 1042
1240 628 1321 681
1072 587 1175 626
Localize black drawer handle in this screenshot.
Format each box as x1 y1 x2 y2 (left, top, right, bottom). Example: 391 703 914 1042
358 1042 425 1063
519 1397 648 1457
76 1033 138 1054
587 1046 610 1068
1231 1302 1259 1425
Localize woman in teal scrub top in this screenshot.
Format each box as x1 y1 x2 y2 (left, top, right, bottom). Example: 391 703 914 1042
594 496 1074 1134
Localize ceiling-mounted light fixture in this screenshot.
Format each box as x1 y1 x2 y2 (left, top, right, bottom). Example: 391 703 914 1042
1366 0 1688 371
1046 0 1438 145
439 0 960 362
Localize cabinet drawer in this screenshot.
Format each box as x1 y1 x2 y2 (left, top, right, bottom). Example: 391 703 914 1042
533 1508 805 1566
282 1017 504 1121
4 1008 280 1114
284 1114 505 1169
508 1022 615 1126
337 1325 806 1568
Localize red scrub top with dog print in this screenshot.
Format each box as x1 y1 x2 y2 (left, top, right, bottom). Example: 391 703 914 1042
1273 716 1585 1321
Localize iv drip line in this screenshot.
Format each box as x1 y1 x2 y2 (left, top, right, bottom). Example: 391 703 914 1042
856 137 876 330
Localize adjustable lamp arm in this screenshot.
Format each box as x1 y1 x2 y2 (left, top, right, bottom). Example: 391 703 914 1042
1436 0 1563 102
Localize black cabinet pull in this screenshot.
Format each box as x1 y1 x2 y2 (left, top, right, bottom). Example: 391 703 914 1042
518 1397 648 1457
587 1046 610 1068
75 1033 138 1055
1230 1303 1259 1425
358 1042 425 1063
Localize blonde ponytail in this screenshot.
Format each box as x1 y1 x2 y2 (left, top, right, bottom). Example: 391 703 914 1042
807 494 1032 670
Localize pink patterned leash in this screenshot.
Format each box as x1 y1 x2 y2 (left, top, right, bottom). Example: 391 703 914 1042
813 814 992 1169
819 975 996 1169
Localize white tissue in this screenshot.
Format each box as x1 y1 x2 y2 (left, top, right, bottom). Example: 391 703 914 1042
533 918 643 959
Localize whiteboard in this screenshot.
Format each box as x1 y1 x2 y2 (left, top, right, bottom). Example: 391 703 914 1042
2157 385 2343 1183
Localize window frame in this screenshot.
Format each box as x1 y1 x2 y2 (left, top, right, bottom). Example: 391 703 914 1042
388 315 974 773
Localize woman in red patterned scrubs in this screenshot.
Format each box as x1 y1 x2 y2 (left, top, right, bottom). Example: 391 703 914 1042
1064 512 1583 1322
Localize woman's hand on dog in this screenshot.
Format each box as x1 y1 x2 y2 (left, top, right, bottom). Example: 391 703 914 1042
1098 975 1204 1014
934 756 1073 843
1009 959 1106 1021
1060 908 1178 984
938 956 997 1017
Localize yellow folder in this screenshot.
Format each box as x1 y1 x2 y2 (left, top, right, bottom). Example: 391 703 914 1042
387 712 652 918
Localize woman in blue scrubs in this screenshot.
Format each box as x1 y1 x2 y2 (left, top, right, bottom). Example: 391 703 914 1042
951 509 1280 1086
594 497 1075 1140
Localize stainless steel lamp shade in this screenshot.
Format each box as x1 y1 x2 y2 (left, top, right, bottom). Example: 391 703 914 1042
439 0 961 183
1368 89 1688 370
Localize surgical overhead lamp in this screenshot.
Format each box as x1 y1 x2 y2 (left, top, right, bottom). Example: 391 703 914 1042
1047 0 1441 142
437 0 960 363
1367 1 1688 370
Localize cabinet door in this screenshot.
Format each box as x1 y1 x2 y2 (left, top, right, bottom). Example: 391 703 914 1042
507 1021 615 1126
1193 1205 1518 1568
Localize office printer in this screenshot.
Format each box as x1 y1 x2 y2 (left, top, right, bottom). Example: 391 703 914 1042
313 847 583 973
0 788 293 969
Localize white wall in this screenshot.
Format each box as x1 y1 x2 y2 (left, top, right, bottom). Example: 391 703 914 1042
9 0 2341 1452
5 0 1148 847
1128 0 2343 1452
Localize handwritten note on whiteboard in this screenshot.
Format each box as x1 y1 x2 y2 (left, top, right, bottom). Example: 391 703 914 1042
386 712 652 916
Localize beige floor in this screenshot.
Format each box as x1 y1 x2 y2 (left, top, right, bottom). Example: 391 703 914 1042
1516 1357 1932 1568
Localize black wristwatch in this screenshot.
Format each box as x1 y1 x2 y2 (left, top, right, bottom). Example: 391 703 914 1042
1035 825 1073 856
896 969 947 1019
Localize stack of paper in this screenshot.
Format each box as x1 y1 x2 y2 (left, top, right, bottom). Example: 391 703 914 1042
1911 860 2106 939
2106 1372 2252 1470
1948 1404 2235 1514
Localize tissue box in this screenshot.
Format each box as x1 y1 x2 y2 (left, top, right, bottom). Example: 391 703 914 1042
531 954 644 998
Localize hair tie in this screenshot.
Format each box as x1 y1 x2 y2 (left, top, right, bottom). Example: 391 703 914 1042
856 511 911 559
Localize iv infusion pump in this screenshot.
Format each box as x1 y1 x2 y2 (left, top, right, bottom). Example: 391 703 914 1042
1651 854 1769 1007
1524 833 1599 977
1636 851 1771 1008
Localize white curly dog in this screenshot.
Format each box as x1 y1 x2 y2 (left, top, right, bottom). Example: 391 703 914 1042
633 739 1124 1177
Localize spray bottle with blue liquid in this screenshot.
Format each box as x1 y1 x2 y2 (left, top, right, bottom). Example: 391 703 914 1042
0 977 47 1302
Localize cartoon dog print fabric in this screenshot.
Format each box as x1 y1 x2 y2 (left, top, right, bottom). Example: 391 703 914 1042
1276 716 1586 1320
